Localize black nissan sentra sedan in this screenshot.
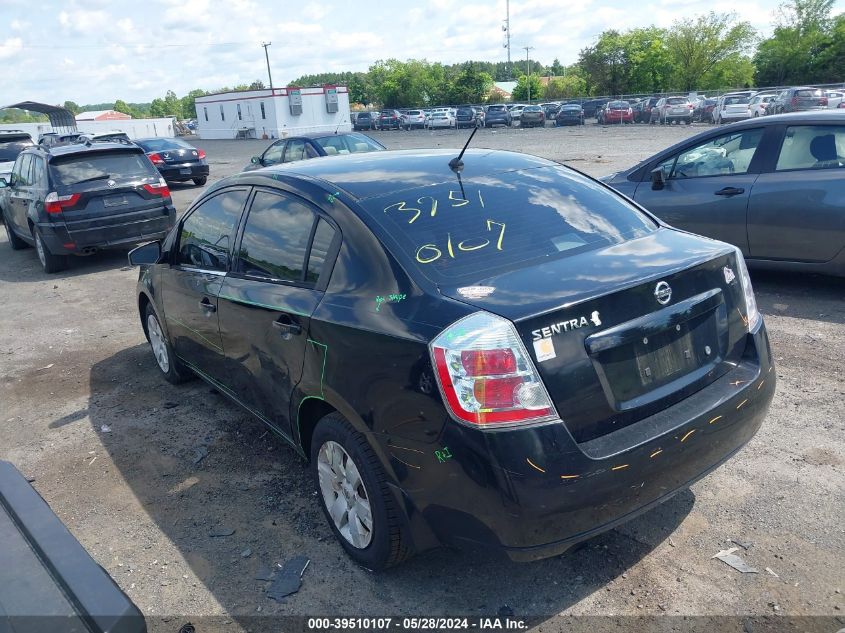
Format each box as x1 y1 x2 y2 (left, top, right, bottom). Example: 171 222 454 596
134 137 210 186
128 149 775 569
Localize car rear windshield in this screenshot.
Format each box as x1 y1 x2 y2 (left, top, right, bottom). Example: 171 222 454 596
457 107 474 115
524 105 542 111
0 139 34 161
561 105 581 110
666 97 687 105
487 105 507 112
135 138 194 152
796 89 823 97
360 166 657 283
49 151 156 187
724 96 750 105
608 102 628 109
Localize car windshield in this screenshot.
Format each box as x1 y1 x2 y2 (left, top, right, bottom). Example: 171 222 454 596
136 138 195 152
360 166 657 284
0 139 34 161
49 151 155 187
314 133 384 155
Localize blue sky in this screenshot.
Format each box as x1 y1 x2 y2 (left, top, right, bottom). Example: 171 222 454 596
1 0 841 105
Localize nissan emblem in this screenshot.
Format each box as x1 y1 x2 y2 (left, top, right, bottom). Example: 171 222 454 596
654 281 672 305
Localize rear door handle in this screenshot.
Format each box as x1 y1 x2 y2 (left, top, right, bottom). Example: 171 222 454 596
198 298 216 313
273 320 302 336
714 187 745 196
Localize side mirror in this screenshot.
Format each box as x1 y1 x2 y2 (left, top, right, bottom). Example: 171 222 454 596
128 241 162 266
250 156 261 165
650 167 666 191
0 178 7 188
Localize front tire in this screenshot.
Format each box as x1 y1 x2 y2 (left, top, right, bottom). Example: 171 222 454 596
34 229 67 273
3 213 28 250
311 413 412 570
144 304 191 384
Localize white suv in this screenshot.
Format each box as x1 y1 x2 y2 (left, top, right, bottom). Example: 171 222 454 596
402 110 426 130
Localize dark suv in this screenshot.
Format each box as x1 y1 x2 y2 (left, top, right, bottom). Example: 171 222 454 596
378 109 403 130
768 87 828 115
455 106 479 129
353 112 375 131
484 104 512 127
1 141 175 273
129 149 773 570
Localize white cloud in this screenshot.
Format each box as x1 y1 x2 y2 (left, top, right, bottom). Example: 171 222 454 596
0 38 23 61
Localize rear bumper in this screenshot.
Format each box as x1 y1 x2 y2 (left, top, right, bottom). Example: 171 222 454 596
157 163 209 182
38 206 176 254
411 321 774 561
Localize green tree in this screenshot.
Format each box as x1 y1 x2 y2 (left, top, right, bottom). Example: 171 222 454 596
754 0 838 85
578 30 627 95
180 89 207 119
666 12 756 91
161 90 182 118
544 75 587 99
149 98 167 118
62 100 80 115
511 74 543 102
448 63 494 103
550 58 565 76
113 99 133 117
623 27 673 93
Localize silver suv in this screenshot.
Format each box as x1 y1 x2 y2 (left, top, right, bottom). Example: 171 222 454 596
651 97 693 125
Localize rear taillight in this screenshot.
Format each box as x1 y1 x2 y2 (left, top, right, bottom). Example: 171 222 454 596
791 96 799 106
430 312 557 428
143 178 170 198
197 149 206 159
820 97 828 106
44 192 81 214
148 152 164 165
734 248 760 331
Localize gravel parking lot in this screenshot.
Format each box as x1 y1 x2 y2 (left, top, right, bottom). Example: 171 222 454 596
1 123 843 632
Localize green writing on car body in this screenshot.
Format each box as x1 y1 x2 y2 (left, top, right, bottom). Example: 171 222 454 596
434 446 453 463
375 293 407 312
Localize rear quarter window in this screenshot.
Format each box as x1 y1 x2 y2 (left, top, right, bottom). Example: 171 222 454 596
49 151 156 187
360 166 657 284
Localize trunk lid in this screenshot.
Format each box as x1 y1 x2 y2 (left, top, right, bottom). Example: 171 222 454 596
439 230 748 443
156 147 201 165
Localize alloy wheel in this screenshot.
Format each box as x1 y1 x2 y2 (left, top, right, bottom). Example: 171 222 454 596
317 440 373 549
147 313 170 373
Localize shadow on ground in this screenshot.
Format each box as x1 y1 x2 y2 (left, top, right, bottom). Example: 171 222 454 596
751 269 845 326
77 343 697 630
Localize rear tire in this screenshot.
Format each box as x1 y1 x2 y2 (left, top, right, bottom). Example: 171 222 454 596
34 229 67 273
311 413 412 570
193 176 207 186
3 213 28 250
144 304 192 384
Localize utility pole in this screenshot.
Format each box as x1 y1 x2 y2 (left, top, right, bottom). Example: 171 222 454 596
261 42 274 92
523 46 534 103
503 0 511 79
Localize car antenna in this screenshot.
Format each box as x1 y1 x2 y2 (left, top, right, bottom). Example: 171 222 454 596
449 125 478 172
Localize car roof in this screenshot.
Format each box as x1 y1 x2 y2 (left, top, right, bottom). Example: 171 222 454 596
231 149 556 201
33 141 144 158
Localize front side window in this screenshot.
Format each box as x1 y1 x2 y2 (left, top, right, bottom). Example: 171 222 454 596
284 139 308 162
235 191 317 283
657 128 764 180
32 157 46 187
220 104 225 121
776 125 845 171
262 141 285 165
204 107 208 122
237 104 242 120
177 189 248 272
15 154 33 186
260 102 266 119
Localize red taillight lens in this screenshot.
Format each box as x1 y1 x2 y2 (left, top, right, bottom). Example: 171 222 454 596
791 97 799 106
143 178 170 198
44 192 81 214
820 97 828 106
430 312 557 428
148 152 164 165
197 149 206 159
461 349 517 376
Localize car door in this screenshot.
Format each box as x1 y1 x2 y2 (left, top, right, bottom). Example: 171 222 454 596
217 188 339 436
159 187 250 379
7 154 33 233
633 126 771 254
747 123 845 262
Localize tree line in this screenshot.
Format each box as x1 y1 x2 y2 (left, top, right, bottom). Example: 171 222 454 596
1 0 839 124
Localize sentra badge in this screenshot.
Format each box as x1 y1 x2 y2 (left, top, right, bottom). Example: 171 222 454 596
532 311 601 341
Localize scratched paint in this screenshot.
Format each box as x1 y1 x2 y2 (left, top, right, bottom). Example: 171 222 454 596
526 458 545 473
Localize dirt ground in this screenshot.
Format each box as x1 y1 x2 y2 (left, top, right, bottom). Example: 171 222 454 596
1 123 843 632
